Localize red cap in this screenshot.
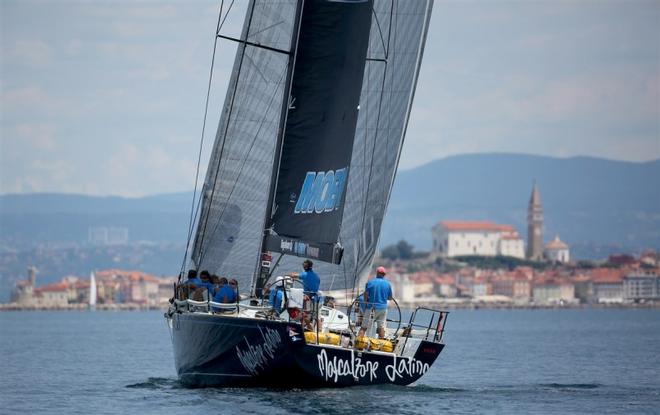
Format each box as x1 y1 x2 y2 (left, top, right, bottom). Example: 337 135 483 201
376 266 387 275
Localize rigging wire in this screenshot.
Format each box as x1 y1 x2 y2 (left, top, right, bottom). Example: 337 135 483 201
179 1 228 278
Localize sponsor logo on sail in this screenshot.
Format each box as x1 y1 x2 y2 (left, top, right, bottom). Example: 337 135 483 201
294 168 348 214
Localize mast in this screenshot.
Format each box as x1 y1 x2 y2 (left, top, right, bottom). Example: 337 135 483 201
253 0 305 297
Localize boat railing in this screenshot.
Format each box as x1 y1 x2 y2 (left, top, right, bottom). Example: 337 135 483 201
173 298 274 314
401 307 449 350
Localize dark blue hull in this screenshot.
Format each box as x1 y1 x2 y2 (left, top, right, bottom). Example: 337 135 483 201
167 312 444 388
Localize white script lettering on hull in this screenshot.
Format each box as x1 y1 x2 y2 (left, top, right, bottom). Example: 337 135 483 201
316 349 430 383
317 349 379 383
235 326 282 376
385 355 430 382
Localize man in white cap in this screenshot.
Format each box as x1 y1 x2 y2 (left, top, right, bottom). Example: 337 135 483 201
359 266 393 339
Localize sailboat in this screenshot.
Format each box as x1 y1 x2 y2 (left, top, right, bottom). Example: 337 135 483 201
89 271 97 311
166 0 448 388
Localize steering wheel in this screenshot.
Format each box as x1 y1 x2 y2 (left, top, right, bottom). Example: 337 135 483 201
386 297 402 339
346 293 402 339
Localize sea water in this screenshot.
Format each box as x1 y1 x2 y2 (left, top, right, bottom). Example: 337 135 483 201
1 309 658 414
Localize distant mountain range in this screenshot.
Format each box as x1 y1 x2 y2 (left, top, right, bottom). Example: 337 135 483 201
2 153 659 257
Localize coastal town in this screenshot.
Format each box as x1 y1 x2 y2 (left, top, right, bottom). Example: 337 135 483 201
2 184 658 310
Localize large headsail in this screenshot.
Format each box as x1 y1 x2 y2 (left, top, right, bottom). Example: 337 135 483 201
190 1 298 288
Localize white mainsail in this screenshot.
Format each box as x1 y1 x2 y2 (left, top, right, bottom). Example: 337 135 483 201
89 271 97 307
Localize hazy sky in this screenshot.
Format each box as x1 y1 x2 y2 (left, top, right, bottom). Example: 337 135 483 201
1 0 659 197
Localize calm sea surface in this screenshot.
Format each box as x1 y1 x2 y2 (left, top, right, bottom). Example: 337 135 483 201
1 309 659 414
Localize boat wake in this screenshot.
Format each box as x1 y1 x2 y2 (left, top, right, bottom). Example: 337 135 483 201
404 384 469 393
126 377 181 390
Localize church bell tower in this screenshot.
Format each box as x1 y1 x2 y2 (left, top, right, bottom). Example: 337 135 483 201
526 182 544 260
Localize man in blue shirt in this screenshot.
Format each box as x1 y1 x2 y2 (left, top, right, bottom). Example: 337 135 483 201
297 260 320 295
294 260 320 330
214 277 236 303
186 269 202 286
359 266 393 339
191 270 214 301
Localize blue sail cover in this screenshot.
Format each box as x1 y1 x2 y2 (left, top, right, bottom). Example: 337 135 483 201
268 0 374 263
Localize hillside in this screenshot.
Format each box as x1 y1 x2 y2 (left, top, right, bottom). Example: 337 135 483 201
1 153 658 255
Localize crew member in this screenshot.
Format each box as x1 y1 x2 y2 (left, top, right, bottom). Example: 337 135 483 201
214 277 236 303
269 276 286 314
359 266 393 340
294 260 320 330
179 269 201 299
296 259 320 295
192 270 213 301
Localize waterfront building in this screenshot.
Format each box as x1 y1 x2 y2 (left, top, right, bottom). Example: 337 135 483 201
623 272 659 301
471 276 491 297
72 280 91 303
491 273 515 298
433 274 457 298
590 268 624 303
34 282 69 307
544 235 570 263
11 266 38 305
526 182 544 260
513 277 532 301
432 221 525 259
408 271 435 297
572 274 592 303
128 273 159 305
532 278 576 304
158 277 177 306
389 272 415 303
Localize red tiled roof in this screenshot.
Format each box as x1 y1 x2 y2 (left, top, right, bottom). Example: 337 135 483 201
95 269 159 283
434 275 456 285
439 221 516 232
35 282 68 293
407 271 440 283
534 276 560 286
590 268 624 284
473 276 490 284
